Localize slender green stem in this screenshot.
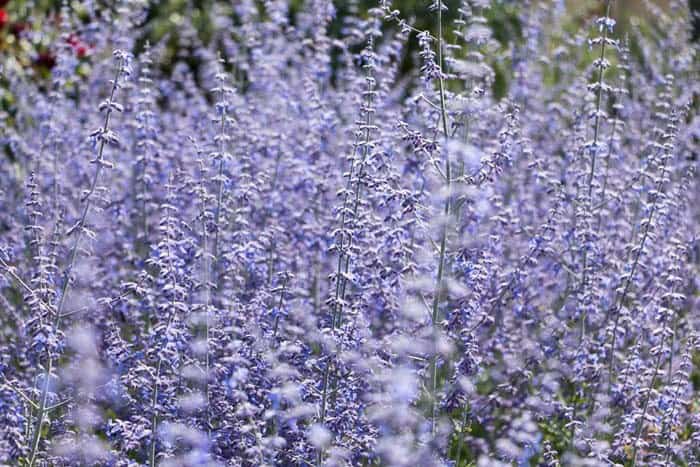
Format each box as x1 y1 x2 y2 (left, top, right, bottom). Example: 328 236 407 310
658 323 685 466
661 349 685 466
150 357 163 467
429 0 451 436
579 0 613 342
272 275 288 341
27 359 52 467
586 0 613 202
596 120 618 229
212 76 228 286
197 170 212 437
454 405 469 466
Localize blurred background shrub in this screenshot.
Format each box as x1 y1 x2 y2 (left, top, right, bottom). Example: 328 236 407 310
0 0 697 118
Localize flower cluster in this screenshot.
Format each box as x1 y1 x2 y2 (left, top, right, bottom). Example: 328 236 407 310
0 0 698 466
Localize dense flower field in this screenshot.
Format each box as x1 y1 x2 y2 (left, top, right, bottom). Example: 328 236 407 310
0 0 699 465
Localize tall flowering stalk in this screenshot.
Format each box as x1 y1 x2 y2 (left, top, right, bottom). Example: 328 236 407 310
24 50 131 467
596 37 629 223
427 0 452 435
317 40 377 465
579 0 614 341
133 44 158 255
192 142 214 436
210 57 234 290
628 241 682 466
607 81 678 390
660 334 696 465
145 177 188 467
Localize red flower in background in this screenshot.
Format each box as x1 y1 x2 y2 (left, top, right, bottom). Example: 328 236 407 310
75 44 88 58
0 9 9 28
66 33 79 46
66 33 91 58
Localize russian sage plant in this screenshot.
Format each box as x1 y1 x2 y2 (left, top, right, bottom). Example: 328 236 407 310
0 0 698 466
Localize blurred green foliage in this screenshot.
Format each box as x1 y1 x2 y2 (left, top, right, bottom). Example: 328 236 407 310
0 1 695 114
